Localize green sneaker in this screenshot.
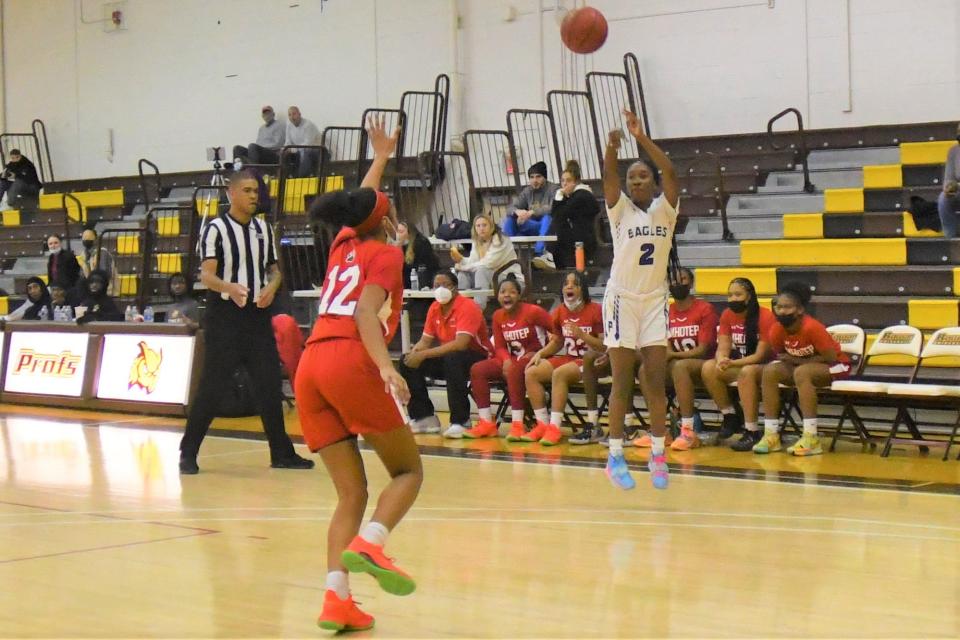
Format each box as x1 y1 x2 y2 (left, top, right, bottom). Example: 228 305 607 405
788 434 823 456
752 432 782 454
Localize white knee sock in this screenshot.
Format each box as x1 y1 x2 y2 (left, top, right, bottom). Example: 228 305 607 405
359 521 389 547
326 570 349 599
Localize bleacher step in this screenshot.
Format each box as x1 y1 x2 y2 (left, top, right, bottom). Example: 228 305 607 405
681 215 783 240
759 168 863 193
806 147 900 171
727 192 825 213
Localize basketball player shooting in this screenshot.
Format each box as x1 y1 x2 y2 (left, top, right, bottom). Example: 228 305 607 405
602 109 680 491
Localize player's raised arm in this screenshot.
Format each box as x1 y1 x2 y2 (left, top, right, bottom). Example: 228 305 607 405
360 114 400 190
603 128 623 208
622 109 678 209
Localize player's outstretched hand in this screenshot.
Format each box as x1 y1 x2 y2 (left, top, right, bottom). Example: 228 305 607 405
367 114 400 160
621 109 644 139
381 365 410 403
607 128 623 150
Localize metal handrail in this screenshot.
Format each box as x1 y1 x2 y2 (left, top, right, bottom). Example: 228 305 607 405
434 74 451 154
138 158 162 209
547 89 605 179
767 107 814 193
623 53 651 138
61 193 84 249
32 119 54 183
506 108 563 184
685 153 732 241
272 145 328 223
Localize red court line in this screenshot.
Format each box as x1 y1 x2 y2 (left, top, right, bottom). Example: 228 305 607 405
0 499 219 535
0 529 217 564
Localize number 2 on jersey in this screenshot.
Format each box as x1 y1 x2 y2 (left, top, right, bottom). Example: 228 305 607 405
318 264 360 316
638 242 655 265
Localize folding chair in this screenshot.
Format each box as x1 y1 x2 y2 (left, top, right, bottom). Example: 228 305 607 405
828 325 923 452
882 327 960 460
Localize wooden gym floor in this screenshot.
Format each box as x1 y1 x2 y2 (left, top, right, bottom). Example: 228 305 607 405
1 402 959 638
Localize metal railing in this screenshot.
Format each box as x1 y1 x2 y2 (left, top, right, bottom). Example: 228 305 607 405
138 158 162 209
506 109 562 184
547 90 604 180
61 193 84 249
586 71 640 160
0 118 54 184
623 53 651 138
685 153 732 241
97 225 145 307
767 107 814 193
271 145 329 222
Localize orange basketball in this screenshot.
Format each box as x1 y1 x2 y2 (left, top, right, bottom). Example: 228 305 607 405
560 6 608 55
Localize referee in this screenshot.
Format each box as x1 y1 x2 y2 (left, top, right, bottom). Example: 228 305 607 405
179 169 313 474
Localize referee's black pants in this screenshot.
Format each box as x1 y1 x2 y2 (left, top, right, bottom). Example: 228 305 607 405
397 350 484 426
180 300 296 462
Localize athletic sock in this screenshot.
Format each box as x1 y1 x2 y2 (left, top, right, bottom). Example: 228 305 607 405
478 407 492 422
587 409 599 426
511 409 524 423
550 411 564 428
745 421 760 432
534 408 549 424
680 417 694 430
359 521 389 547
326 571 349 599
720 406 735 416
764 419 780 434
651 436 666 455
608 438 623 455
802 418 818 436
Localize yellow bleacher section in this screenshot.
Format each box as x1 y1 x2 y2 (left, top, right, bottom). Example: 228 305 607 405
823 188 864 213
0 297 7 315
2 210 20 226
693 267 778 295
117 274 138 296
39 189 124 221
783 213 822 239
908 300 959 330
266 175 345 214
740 238 906 266
155 253 182 274
116 234 139 255
899 140 957 165
862 165 902 189
156 215 180 237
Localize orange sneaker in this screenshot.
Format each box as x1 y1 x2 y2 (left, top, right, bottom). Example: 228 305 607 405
540 423 562 446
505 421 525 442
341 536 416 596
634 431 673 448
317 590 375 632
670 426 701 451
463 418 498 439
520 421 549 442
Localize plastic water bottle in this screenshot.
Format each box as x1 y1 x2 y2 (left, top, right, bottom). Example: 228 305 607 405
143 306 155 323
52 307 62 322
63 306 74 322
39 306 49 321
125 305 135 322
409 268 419 292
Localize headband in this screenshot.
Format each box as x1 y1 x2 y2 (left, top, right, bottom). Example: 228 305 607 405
353 190 391 235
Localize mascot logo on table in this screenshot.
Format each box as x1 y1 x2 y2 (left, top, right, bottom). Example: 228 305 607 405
128 341 163 394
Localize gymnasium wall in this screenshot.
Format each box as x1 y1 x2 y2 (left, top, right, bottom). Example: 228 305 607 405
2 0 958 181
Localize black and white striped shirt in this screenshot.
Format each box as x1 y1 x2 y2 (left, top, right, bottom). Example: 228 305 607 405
201 214 278 301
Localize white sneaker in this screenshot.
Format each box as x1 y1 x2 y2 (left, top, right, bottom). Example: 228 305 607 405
410 415 441 434
443 423 466 439
532 251 556 271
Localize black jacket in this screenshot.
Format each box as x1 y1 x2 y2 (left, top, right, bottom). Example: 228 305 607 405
401 233 440 289
550 185 599 269
5 157 42 189
48 249 82 289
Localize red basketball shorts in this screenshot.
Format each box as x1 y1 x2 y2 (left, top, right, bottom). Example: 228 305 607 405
295 338 406 451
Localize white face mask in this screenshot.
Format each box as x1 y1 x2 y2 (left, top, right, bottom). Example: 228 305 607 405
563 298 582 311
49 246 61 255
434 286 453 305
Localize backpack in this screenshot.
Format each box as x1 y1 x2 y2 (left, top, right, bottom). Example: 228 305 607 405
435 217 471 241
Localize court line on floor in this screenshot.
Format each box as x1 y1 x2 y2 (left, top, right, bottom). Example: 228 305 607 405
0 530 216 565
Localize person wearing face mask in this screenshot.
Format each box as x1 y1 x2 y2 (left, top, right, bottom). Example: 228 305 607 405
758 282 851 457
700 277 776 452
464 275 553 440
75 269 122 322
46 234 81 290
395 221 439 290
4 276 52 321
450 212 523 309
399 270 493 439
540 159 599 271
77 227 117 295
631 268 718 451
936 123 960 239
523 271 605 446
294 117 425 631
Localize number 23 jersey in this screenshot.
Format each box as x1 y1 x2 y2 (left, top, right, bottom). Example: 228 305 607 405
307 227 404 345
606 191 679 297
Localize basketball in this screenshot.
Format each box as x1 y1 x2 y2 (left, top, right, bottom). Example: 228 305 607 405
560 6 608 54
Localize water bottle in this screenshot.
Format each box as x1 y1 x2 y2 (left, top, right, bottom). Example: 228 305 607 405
63 306 74 322
417 265 428 290
125 305 135 322
143 306 155 323
575 241 585 272
39 306 49 321
409 268 419 292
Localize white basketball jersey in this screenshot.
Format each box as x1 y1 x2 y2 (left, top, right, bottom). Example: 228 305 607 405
606 192 679 296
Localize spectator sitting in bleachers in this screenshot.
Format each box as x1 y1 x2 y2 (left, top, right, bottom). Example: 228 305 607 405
0 149 42 211
285 106 322 178
46 234 81 290
232 105 286 167
49 283 73 318
756 282 852 457
4 276 52 321
464 275 553 440
450 212 523 309
701 277 775 452
75 269 122 323
399 270 492 438
502 161 558 264
396 221 439 290
523 271 605 446
77 227 117 296
538 159 599 271
162 272 200 330
937 122 960 238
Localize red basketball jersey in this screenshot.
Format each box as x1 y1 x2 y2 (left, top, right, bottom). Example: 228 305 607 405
668 297 718 355
552 301 604 358
492 302 553 361
718 306 776 359
768 314 849 363
307 227 404 345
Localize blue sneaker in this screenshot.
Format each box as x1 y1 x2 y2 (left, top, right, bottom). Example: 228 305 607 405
605 452 636 490
648 453 669 490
